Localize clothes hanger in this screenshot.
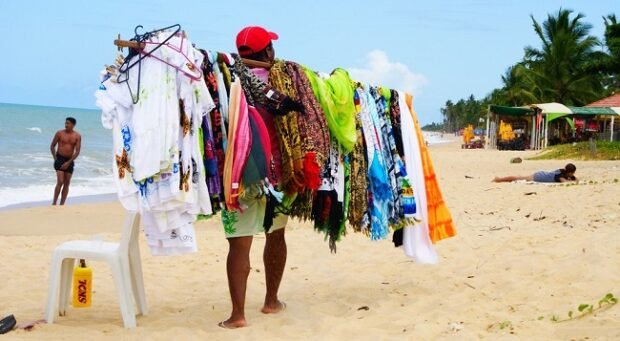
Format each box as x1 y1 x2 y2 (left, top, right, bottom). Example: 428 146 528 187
139 31 203 81
118 24 181 73
116 24 182 104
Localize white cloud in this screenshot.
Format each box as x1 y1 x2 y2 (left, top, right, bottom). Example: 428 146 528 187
347 50 427 95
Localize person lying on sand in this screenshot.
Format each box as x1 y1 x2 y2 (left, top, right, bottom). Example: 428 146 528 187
493 163 578 183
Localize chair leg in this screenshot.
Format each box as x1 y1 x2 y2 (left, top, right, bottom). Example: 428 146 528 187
59 258 75 315
110 258 136 328
129 242 148 315
45 253 64 323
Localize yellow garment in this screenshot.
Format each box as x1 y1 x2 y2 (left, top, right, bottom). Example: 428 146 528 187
463 124 474 144
406 94 456 243
499 120 515 141
268 61 305 194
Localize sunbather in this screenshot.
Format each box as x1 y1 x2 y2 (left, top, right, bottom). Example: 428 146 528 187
493 163 578 183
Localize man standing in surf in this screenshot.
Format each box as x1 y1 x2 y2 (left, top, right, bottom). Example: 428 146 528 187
50 117 81 205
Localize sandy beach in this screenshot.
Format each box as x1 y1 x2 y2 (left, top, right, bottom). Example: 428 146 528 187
1 138 619 340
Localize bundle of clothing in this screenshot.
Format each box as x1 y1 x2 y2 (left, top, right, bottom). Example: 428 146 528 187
96 29 214 255
96 27 456 263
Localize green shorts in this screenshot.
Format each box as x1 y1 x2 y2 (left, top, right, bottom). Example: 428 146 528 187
221 187 288 239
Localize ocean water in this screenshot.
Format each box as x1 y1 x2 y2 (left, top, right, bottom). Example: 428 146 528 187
0 103 114 208
0 102 452 208
423 131 452 145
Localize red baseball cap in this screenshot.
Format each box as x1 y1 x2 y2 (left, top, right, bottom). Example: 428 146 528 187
236 26 279 56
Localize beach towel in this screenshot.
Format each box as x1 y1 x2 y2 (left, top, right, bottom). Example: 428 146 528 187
370 86 403 227
268 61 305 194
347 89 370 232
398 91 438 264
286 61 331 190
304 68 357 153
243 106 271 185
223 81 252 211
406 93 456 243
357 87 391 240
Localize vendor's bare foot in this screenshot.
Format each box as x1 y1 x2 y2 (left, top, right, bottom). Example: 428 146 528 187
218 318 247 329
261 300 286 314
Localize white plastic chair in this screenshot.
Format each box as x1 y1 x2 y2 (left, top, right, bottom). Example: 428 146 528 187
45 213 147 328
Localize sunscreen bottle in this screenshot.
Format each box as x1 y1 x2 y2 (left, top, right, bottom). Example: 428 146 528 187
72 259 92 308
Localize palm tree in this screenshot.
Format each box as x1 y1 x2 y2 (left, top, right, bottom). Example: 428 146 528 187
441 100 456 132
522 9 603 105
464 94 483 126
602 14 620 89
500 64 542 105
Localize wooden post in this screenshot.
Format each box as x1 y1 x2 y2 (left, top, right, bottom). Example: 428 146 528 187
544 115 548 149
485 105 491 149
112 38 273 69
611 116 616 142
530 115 535 149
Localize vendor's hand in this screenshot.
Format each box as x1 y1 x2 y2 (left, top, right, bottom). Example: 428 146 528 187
283 98 304 112
60 162 70 170
274 97 304 116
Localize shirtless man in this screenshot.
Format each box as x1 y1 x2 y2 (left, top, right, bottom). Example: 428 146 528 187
50 117 81 205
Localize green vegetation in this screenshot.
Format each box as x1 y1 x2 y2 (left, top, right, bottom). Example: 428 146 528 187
436 10 620 131
421 122 444 131
440 95 485 132
529 141 620 160
547 293 618 323
486 320 514 333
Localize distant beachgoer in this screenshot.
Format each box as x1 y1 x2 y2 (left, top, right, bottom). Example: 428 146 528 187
50 117 81 205
493 163 577 183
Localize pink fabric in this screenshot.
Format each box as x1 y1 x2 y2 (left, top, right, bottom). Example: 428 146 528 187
251 67 270 83
248 105 272 178
226 86 252 210
251 68 283 183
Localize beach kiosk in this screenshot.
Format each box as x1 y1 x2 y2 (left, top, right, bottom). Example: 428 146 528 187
485 105 534 150
586 93 620 142
529 103 573 149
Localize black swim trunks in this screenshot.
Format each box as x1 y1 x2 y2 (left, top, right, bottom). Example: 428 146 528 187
54 154 74 174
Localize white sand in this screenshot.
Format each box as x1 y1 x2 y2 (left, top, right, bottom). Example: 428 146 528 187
1 140 619 340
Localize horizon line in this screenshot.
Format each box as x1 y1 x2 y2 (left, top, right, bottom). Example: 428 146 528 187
0 101 99 112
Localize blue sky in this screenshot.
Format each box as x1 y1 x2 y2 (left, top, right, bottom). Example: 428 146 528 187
0 0 615 124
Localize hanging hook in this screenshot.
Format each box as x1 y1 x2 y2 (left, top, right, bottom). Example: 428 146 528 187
134 25 144 37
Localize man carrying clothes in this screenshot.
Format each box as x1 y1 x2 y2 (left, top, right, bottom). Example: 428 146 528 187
50 117 81 205
219 26 289 329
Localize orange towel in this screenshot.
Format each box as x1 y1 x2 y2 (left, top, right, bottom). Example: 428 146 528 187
406 94 456 243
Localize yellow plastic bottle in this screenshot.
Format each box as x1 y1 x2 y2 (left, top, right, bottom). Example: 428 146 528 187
72 259 92 308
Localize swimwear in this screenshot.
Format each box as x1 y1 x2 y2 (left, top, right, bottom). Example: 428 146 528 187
54 154 74 174
533 170 561 183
